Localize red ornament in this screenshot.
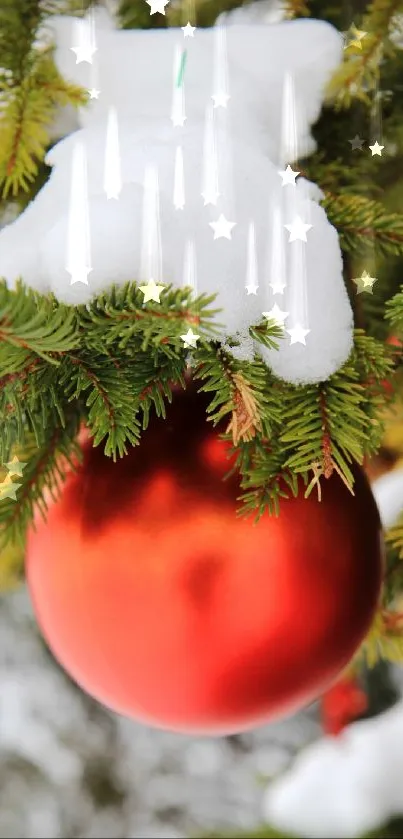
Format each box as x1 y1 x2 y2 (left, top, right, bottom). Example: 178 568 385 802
26 383 383 735
320 675 368 736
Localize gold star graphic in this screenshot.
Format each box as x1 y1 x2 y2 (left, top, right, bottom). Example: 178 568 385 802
0 474 20 501
353 270 378 294
139 279 166 304
344 23 367 50
5 455 27 477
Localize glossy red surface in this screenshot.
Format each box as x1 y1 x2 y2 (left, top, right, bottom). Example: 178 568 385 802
26 384 383 734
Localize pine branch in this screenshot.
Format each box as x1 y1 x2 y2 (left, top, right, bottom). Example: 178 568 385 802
0 280 394 547
0 51 87 197
236 330 393 521
118 0 247 28
0 415 81 547
75 281 222 353
321 192 403 256
325 0 403 108
0 0 90 197
385 285 403 332
58 353 144 458
385 514 403 558
359 609 403 667
0 0 95 75
0 280 79 373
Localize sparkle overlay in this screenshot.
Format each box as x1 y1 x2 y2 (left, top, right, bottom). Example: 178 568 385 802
349 134 364 151
147 0 170 14
0 457 27 503
285 216 313 243
278 165 299 186
263 304 289 326
139 279 165 303
209 214 236 240
343 23 367 50
181 328 199 348
353 270 378 294
182 22 196 37
369 141 384 157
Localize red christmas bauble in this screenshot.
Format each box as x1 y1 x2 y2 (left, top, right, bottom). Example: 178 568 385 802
26 383 383 735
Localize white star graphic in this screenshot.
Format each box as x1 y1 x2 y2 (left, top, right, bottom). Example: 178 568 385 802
285 216 313 243
369 140 384 157
212 92 230 108
278 165 300 186
245 283 258 295
262 304 289 326
202 189 220 206
70 44 97 64
182 22 196 37
106 189 120 201
147 0 169 13
270 279 286 295
181 328 200 348
139 279 165 303
171 113 187 127
287 324 310 345
209 214 236 240
88 87 100 100
68 267 92 286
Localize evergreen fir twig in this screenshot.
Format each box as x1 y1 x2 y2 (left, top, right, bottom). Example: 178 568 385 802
321 192 403 256
0 278 393 545
0 0 89 198
325 0 403 107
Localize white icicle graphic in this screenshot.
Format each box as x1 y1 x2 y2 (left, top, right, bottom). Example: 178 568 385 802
201 104 220 205
268 202 287 295
286 237 310 345
71 6 97 65
245 221 258 295
66 141 92 286
140 164 163 285
173 146 185 209
280 72 299 167
183 239 198 298
88 53 100 99
104 107 122 200
212 24 230 107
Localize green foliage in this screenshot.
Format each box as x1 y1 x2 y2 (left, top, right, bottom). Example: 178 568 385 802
236 330 393 521
321 193 403 257
386 283 403 333
0 279 393 550
324 0 403 108
118 0 248 28
386 514 403 558
0 415 82 547
0 0 89 198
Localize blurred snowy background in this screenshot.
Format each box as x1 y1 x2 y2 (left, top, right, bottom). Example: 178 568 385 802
1 582 403 839
0 585 316 839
